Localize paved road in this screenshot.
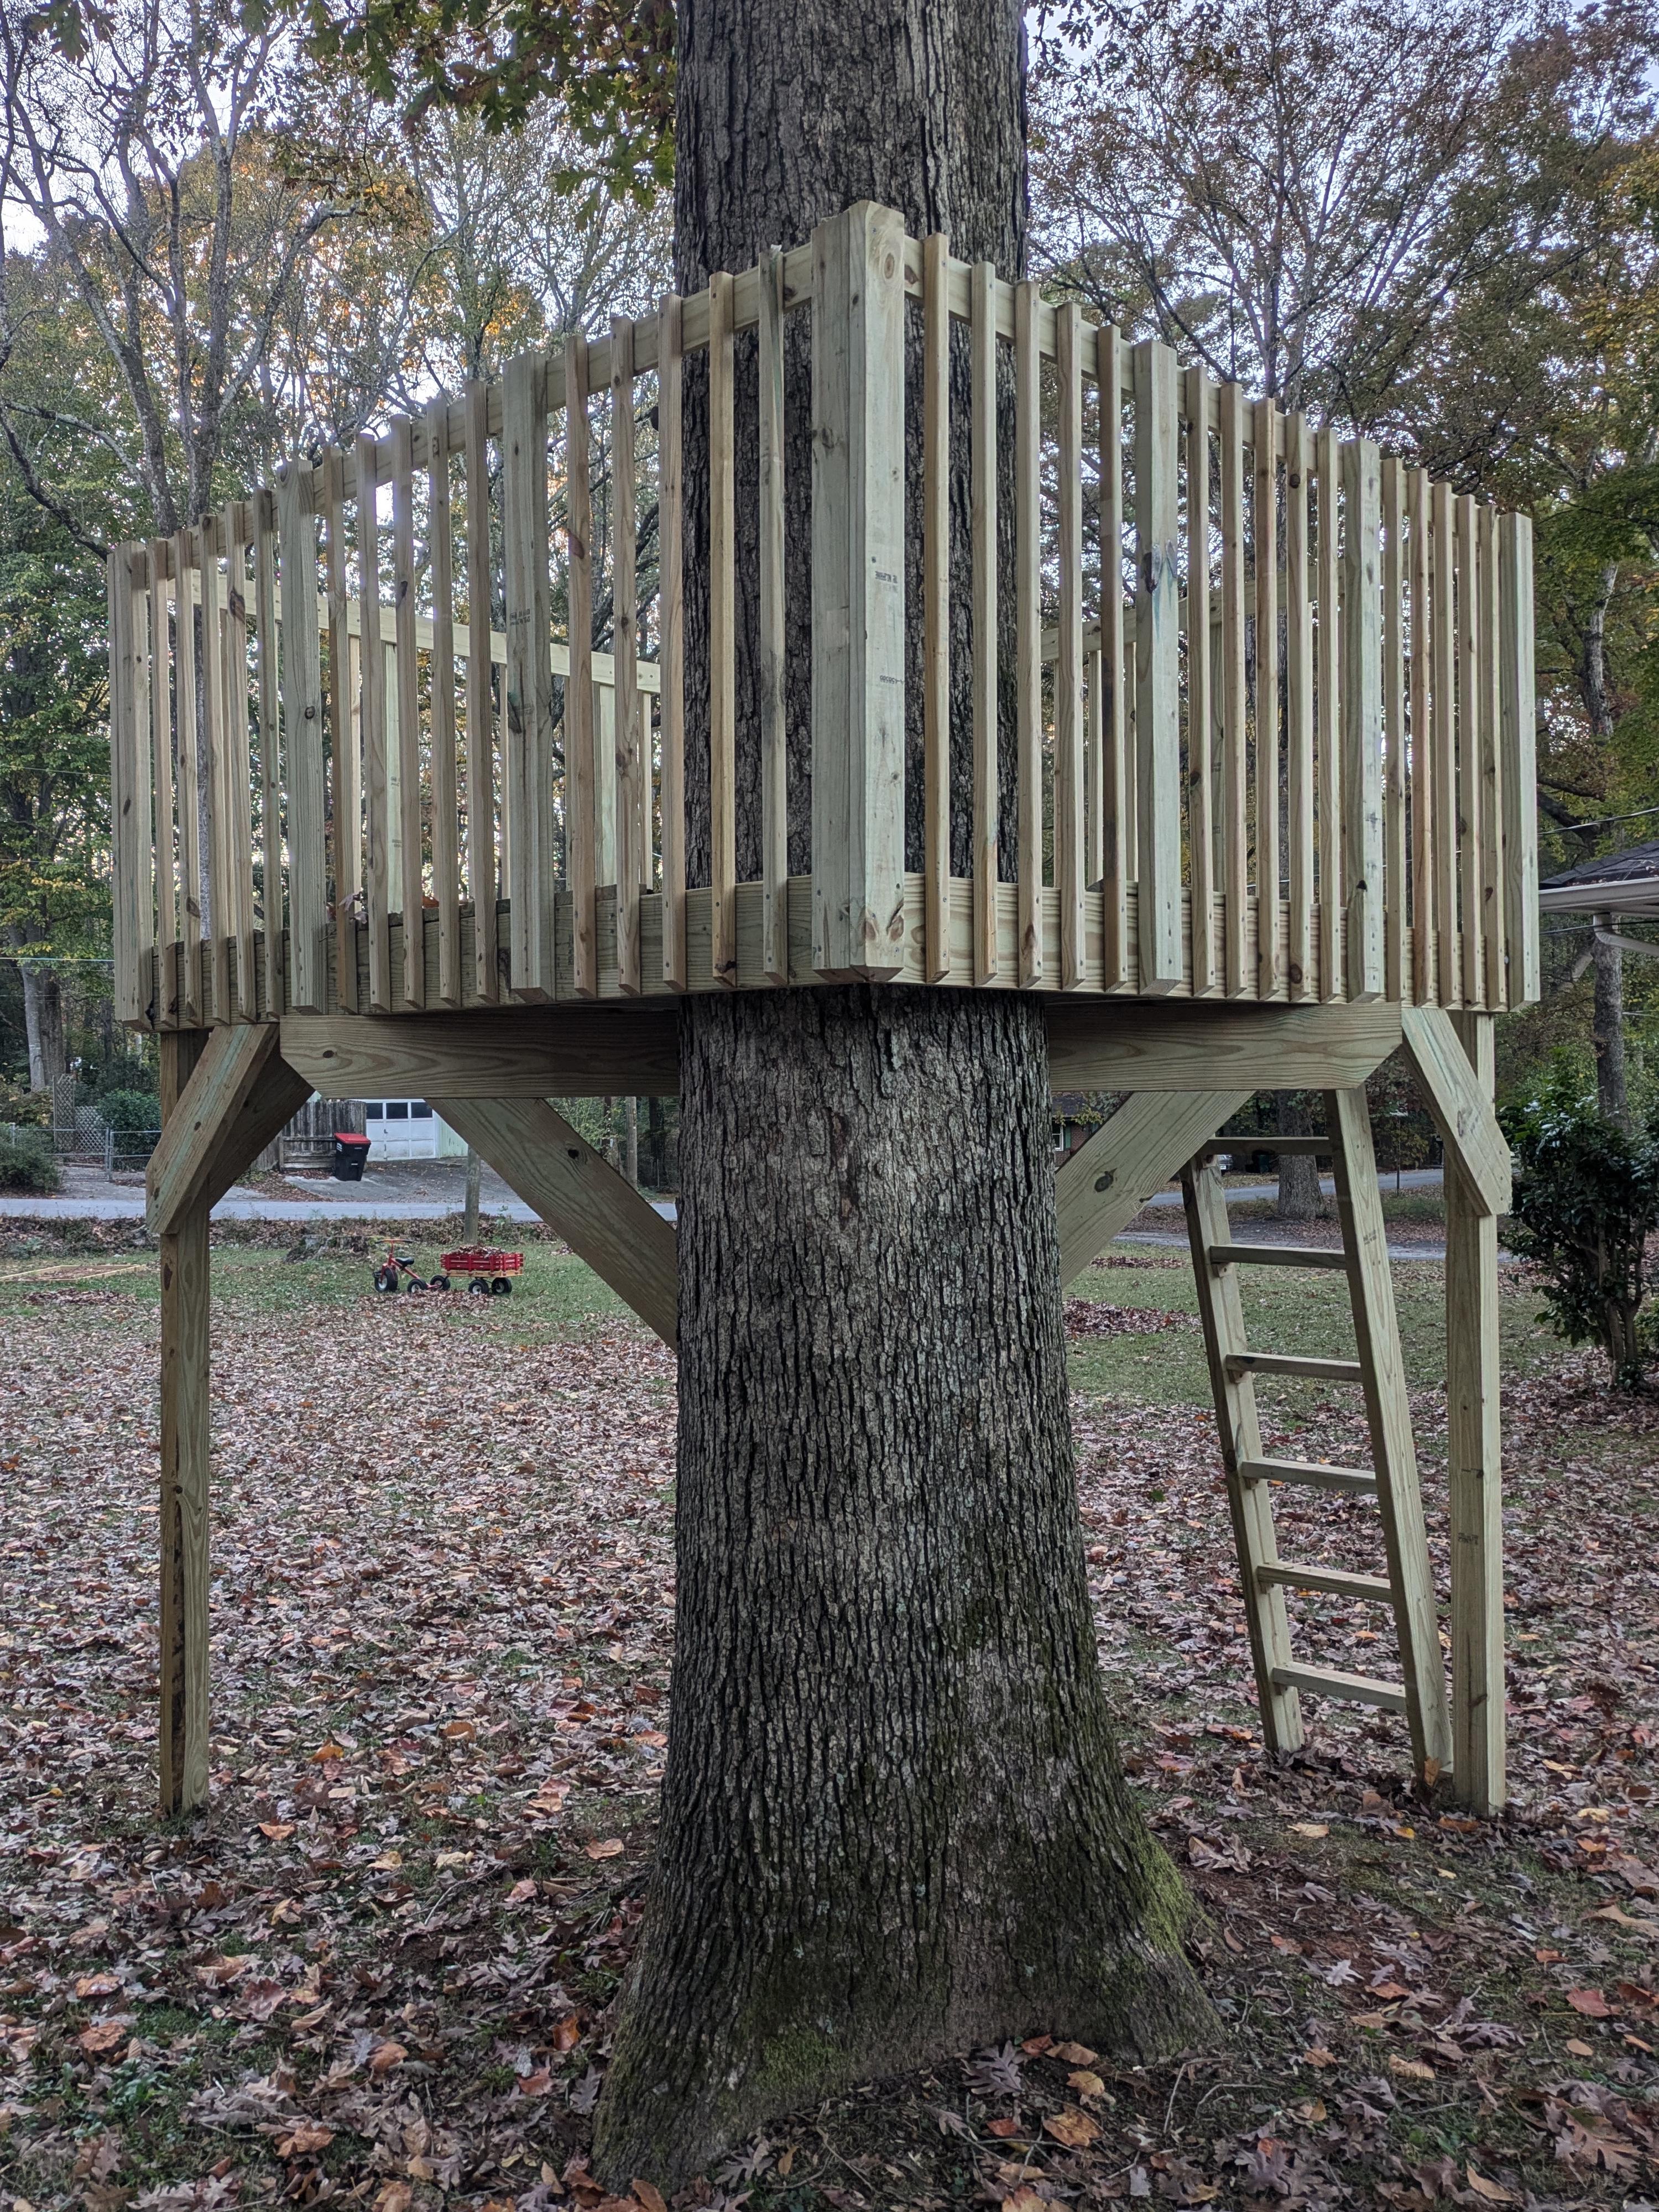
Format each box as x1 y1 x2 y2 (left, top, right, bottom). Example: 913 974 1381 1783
2 1160 1445 1229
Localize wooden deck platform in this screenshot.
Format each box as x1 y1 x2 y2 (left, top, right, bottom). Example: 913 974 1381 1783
100 202 1532 1830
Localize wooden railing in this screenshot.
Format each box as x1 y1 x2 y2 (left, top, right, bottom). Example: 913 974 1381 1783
106 200 1540 1029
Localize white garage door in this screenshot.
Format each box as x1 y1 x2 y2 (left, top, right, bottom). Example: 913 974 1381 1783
364 1100 440 1160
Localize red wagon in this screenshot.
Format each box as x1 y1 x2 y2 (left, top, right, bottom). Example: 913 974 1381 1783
439 1246 524 1296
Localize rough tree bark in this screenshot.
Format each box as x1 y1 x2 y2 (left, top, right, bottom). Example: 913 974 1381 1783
1274 1092 1322 1220
592 0 1215 2184
1592 914 1629 1129
14 948 66 1093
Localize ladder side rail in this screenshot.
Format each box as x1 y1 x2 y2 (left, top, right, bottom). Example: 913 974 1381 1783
1326 1086 1454 1783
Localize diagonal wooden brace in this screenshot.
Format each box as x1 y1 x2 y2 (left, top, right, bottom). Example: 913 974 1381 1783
430 1095 678 1348
1400 1005 1511 1216
1056 1089 1253 1287
147 1023 314 1235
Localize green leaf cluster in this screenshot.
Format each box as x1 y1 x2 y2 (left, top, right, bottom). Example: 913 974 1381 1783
1501 1071 1659 1389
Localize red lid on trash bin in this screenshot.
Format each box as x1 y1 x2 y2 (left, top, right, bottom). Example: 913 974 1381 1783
334 1131 371 1147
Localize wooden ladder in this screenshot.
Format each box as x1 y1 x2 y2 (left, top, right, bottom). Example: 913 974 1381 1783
1181 1086 1453 1787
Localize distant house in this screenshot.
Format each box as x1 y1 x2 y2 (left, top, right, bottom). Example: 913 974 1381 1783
1538 839 1659 920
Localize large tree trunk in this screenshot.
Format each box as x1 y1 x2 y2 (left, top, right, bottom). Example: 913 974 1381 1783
593 0 1215 2181
1592 915 1628 1129
595 992 1211 2179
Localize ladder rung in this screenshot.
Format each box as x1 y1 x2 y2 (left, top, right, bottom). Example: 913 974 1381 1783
1239 1455 1378 1495
1209 1243 1349 1271
1257 1562 1395 1601
1199 1136 1337 1157
1270 1662 1408 1713
1225 1351 1364 1383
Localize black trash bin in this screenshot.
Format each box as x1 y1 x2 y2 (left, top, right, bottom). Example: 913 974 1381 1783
332 1131 371 1182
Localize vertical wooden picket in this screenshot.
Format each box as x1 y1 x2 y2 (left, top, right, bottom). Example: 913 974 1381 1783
1099 323 1128 989
1253 398 1280 998
1185 366 1215 997
463 379 498 1003
149 539 178 1020
1285 415 1314 1001
1499 510 1538 1008
707 272 738 988
502 352 555 1003
198 528 229 1020
1478 503 1505 1010
278 463 327 1015
1456 494 1484 1006
1056 301 1086 990
1430 478 1459 1005
174 528 203 1026
1382 458 1406 1003
1314 429 1342 1001
108 548 145 1026
321 451 356 1016
1014 278 1043 988
425 401 462 1008
810 205 906 982
1134 338 1181 994
356 435 392 1013
922 232 951 983
972 262 999 987
758 256 790 987
1219 384 1248 995
221 504 257 1017
612 320 646 994
1341 440 1384 1001
1408 468 1435 1004
656 294 687 993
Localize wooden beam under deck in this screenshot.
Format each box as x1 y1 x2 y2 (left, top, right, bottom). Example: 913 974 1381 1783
1046 998 1401 1093
281 1005 681 1102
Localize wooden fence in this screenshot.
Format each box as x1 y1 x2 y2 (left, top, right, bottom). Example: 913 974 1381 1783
106 200 1539 1029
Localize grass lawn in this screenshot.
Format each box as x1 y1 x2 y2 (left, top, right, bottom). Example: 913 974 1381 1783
0 1227 1655 2211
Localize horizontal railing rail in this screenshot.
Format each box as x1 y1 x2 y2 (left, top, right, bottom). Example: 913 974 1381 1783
106 200 1538 1030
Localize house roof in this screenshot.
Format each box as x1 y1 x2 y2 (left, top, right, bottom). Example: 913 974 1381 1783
1538 839 1659 917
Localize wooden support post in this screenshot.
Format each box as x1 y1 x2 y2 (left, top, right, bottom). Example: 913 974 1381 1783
811 201 906 981
1446 1010 1506 1813
158 1029 210 1817
1341 439 1384 1001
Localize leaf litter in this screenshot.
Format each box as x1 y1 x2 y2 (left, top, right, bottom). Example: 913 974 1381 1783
0 1246 1655 2211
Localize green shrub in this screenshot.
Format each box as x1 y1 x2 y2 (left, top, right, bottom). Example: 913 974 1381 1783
0 1081 50 1129
1502 1078 1659 1391
100 1088 162 1154
0 1125 62 1195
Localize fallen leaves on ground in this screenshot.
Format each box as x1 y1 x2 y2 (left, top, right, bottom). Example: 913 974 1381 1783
0 1245 1655 2211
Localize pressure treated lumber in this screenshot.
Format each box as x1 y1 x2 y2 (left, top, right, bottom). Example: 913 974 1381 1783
1446 1011 1505 1814
1399 1003 1511 1215
281 1006 681 1100
1055 1089 1251 1287
147 1021 312 1234
1182 1159 1304 1752
158 1029 210 1817
1327 1084 1454 1784
1044 999 1400 1093
428 1096 677 1345
811 203 907 982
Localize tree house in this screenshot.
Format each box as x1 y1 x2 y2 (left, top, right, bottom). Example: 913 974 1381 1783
103 205 1536 1822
